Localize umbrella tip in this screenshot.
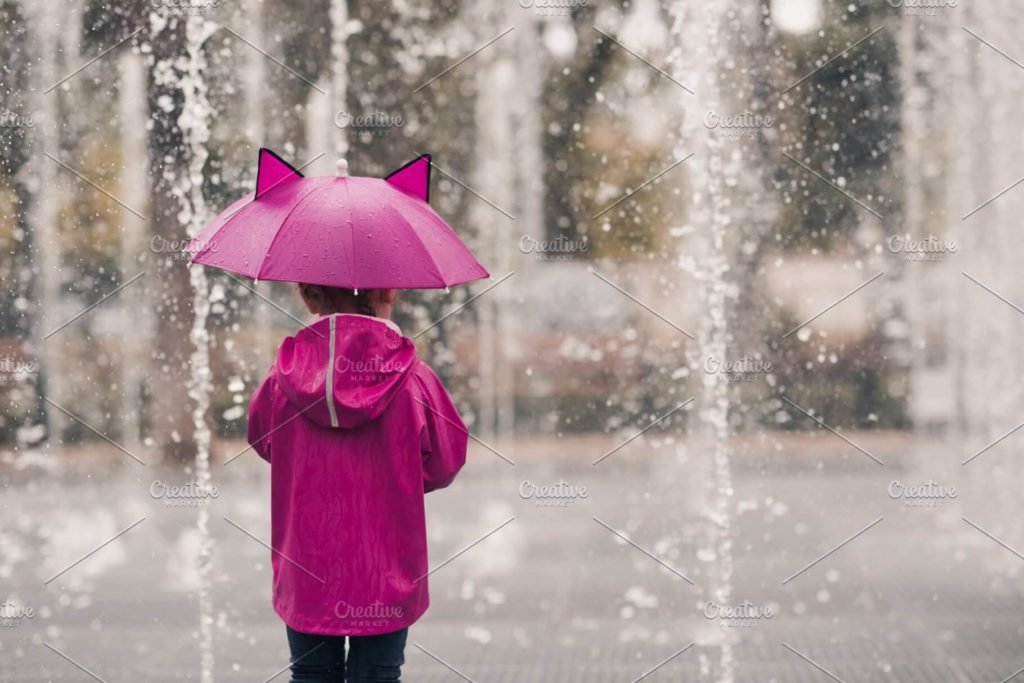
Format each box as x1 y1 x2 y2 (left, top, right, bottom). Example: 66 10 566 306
336 158 349 177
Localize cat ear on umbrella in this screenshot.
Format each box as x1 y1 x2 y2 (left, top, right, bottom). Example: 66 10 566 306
385 154 431 203
255 148 304 199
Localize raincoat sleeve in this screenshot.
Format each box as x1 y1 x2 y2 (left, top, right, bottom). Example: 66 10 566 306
415 365 469 493
247 375 276 463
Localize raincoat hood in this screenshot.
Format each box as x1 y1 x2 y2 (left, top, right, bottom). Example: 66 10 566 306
273 314 416 429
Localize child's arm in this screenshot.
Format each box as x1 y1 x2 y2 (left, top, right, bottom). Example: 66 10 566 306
247 375 276 463
415 365 469 493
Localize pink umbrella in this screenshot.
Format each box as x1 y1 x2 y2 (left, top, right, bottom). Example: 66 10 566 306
187 149 489 289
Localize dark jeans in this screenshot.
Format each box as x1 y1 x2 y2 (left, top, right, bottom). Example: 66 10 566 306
286 625 408 683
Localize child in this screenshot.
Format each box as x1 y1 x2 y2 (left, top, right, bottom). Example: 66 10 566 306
247 284 469 682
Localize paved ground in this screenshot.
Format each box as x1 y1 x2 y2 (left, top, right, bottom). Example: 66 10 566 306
2 432 1023 681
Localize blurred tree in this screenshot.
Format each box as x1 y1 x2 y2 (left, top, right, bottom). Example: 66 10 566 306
772 1 899 250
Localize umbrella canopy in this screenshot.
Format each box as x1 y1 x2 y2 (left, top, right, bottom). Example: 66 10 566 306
187 149 489 289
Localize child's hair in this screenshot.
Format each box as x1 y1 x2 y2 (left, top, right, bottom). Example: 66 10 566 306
298 283 377 317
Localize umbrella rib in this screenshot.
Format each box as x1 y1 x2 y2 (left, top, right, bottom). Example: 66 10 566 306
382 199 446 286
348 180 356 289
194 182 321 272
189 194 254 263
254 182 324 281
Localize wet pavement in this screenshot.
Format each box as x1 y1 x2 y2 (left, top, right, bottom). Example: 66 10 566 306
2 432 1022 682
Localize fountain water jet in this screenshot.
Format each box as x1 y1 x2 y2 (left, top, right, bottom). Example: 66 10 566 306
22 0 64 448
151 10 220 681
470 2 518 441
117 52 150 452
664 1 764 680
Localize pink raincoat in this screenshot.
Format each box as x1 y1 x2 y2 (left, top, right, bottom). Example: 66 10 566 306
247 313 468 636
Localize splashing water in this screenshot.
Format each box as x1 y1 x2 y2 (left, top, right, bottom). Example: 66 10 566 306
22 1 63 448
666 2 739 680
153 11 219 682
329 0 350 160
